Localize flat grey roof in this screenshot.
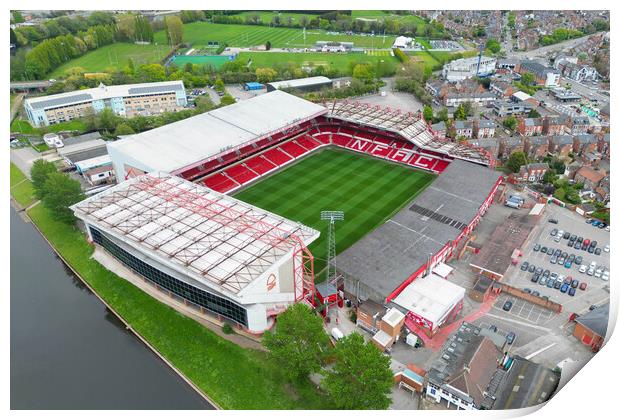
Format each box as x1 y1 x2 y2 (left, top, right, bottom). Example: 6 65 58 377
337 160 501 300
576 303 609 337
62 146 108 164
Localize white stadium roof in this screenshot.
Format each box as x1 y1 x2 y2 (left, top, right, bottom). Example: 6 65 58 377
392 273 465 327
268 76 332 90
71 172 320 296
107 90 327 174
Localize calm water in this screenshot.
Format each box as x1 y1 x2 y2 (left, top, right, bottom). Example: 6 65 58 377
10 208 212 409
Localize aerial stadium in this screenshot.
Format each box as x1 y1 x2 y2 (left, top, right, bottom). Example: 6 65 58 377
73 89 503 335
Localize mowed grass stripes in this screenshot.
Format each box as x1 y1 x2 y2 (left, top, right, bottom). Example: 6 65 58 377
234 148 436 279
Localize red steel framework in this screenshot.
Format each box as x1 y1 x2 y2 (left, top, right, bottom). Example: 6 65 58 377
126 174 316 302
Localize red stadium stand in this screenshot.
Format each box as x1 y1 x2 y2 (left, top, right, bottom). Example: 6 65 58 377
297 135 321 151
263 148 294 166
225 163 259 185
279 140 307 158
245 155 277 175
331 134 353 147
202 173 239 193
431 159 451 173
313 133 332 144
366 142 393 158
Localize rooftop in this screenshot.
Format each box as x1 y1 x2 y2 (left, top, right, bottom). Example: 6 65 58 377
267 76 332 90
576 303 609 337
337 160 501 300
71 172 320 297
107 90 327 174
26 81 185 110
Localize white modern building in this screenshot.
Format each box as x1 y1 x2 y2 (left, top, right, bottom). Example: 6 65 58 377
24 81 187 127
71 172 320 333
442 56 497 82
392 36 414 49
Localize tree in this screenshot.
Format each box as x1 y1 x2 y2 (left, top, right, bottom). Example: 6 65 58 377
41 172 84 224
423 105 434 122
114 122 135 136
255 67 277 83
213 77 225 92
486 38 501 54
97 108 118 132
322 333 393 410
262 304 329 381
437 108 449 122
219 93 236 106
503 115 517 131
265 40 272 51
543 168 558 184
12 11 25 24
30 159 58 199
164 15 184 45
528 108 541 118
506 151 528 173
521 72 535 86
352 63 374 82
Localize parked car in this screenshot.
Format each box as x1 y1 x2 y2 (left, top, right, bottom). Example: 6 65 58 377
568 254 575 263
535 267 543 275
557 257 565 265
524 288 532 294
553 249 561 257
579 265 587 273
592 220 600 227
532 291 540 297
570 234 577 242
534 244 541 251
541 246 548 253
543 269 550 277
579 282 587 290
550 256 557 264
604 245 610 253
571 279 579 288
520 262 529 271
554 235 561 243
546 247 554 255
546 278 555 288
554 280 562 289
568 240 575 247
598 223 606 229
602 271 609 281
584 239 591 247
528 264 536 273
564 261 572 269
591 240 598 248
594 269 602 278
563 232 570 239
586 218 593 224
560 283 569 293
503 301 513 311
550 228 558 236
489 325 498 332
531 274 540 283
539 277 547 285
549 218 558 224
575 256 583 265
595 248 601 255
506 332 516 345
568 287 576 296
587 267 595 276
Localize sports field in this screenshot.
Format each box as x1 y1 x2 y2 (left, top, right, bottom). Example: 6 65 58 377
50 43 172 77
237 51 398 73
154 22 396 49
234 148 436 278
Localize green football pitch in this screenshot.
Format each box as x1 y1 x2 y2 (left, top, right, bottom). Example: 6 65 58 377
233 148 436 280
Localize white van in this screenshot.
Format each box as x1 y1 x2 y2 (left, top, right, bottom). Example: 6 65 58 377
43 133 60 147
331 328 344 341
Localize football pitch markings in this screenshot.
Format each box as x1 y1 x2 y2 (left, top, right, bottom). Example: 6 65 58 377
234 148 436 278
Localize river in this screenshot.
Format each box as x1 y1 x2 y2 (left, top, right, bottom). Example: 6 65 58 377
10 207 212 409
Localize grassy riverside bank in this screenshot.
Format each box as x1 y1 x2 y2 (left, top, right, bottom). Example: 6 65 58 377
11 166 332 409
10 163 36 208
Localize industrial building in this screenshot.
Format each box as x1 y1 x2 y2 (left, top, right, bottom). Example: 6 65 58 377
24 80 187 127
338 159 502 307
442 56 496 82
70 172 319 333
516 61 561 87
266 76 333 93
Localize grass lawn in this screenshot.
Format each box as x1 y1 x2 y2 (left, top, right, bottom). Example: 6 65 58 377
10 118 88 135
9 159 331 409
155 22 396 49
238 51 397 73
234 148 436 278
10 163 36 208
50 43 172 77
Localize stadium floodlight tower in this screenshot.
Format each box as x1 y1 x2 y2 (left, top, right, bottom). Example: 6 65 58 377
475 42 485 76
320 210 344 284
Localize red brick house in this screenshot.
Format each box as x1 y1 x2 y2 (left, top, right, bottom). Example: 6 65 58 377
573 134 598 154
543 115 568 135
574 166 605 190
498 137 524 159
549 135 574 157
517 118 544 136
524 136 550 159
511 163 549 183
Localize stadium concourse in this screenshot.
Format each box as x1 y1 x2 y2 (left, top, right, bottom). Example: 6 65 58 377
78 90 503 335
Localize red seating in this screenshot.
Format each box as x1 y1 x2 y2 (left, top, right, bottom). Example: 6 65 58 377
245 155 276 175
297 135 321 151
366 142 392 158
225 163 258 185
332 134 352 147
263 148 293 166
279 141 307 158
339 126 357 136
314 133 332 144
238 144 256 156
202 173 238 193
431 159 451 173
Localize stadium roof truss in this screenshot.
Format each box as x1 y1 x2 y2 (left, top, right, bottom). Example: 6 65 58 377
72 173 317 300
325 101 491 165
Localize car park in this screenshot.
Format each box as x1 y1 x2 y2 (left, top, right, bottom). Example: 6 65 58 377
568 287 576 297
560 283 569 293
506 332 516 345
503 301 513 311
520 262 529 271
579 282 587 290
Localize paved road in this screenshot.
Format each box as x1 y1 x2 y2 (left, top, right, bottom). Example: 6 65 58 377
506 32 606 60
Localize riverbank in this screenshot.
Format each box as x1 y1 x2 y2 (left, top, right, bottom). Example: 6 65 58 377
10 165 332 409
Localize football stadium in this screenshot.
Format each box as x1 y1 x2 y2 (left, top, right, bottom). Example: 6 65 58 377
74 90 502 335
